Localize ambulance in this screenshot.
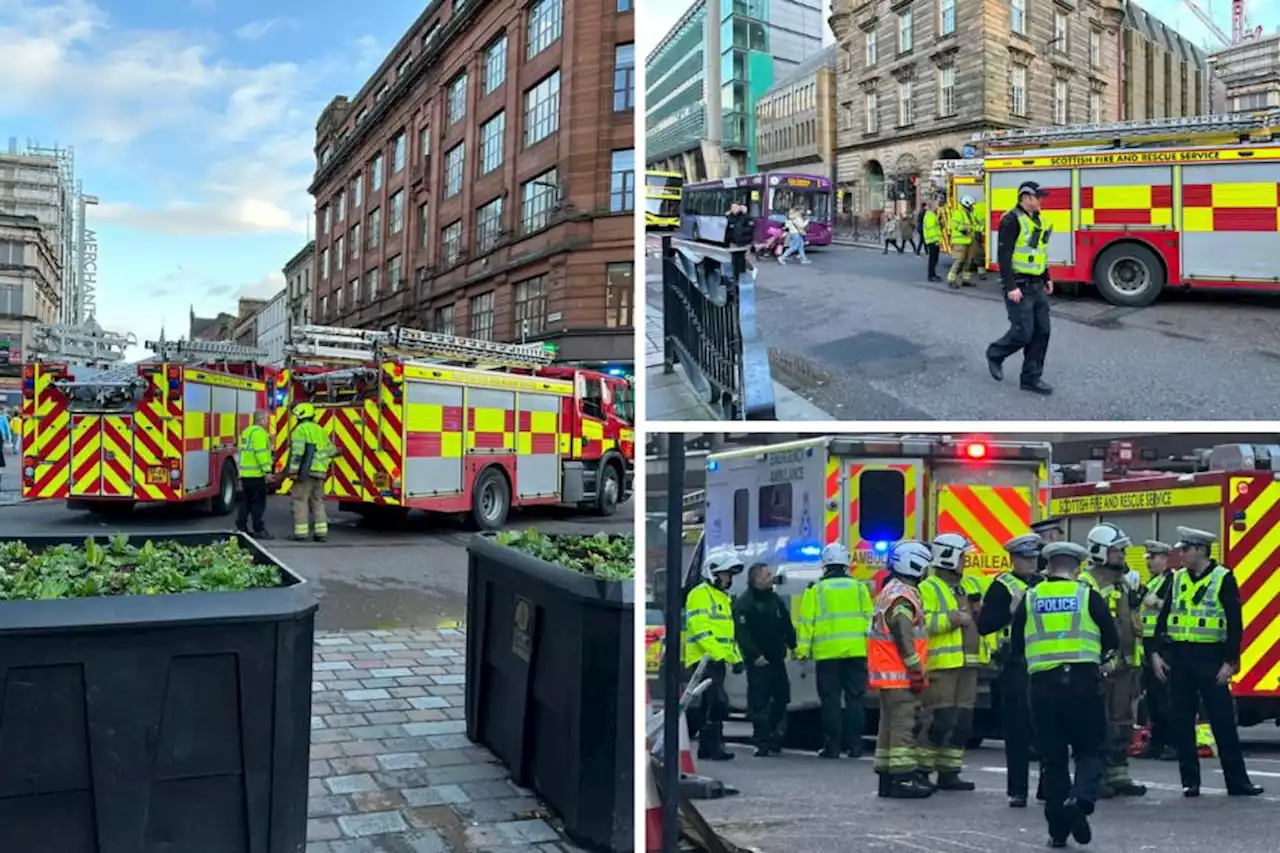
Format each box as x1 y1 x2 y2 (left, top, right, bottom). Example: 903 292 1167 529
1050 442 1280 727
685 434 1054 744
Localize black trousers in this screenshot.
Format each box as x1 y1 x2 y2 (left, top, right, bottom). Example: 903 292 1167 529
1169 654 1250 789
986 281 1051 384
815 657 868 755
686 660 729 729
926 243 940 278
883 239 902 253
999 666 1034 798
746 660 791 749
1141 654 1172 751
1031 666 1106 831
236 477 269 533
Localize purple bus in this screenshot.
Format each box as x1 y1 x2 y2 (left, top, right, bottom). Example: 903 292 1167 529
679 172 834 248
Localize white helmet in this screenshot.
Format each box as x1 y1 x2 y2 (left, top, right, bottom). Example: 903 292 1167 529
820 542 851 567
889 540 933 580
1086 523 1131 565
932 533 972 572
701 546 746 581
960 195 975 209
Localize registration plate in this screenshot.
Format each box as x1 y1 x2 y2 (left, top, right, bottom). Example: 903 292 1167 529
148 467 167 484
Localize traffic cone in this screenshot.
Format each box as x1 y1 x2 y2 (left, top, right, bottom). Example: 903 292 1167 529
645 757 663 852
677 706 697 775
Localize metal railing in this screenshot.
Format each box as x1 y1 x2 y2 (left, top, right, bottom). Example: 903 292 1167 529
660 236 775 420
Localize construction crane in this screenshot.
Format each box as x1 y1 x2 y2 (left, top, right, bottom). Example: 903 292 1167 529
286 324 556 371
976 109 1280 150
1181 0 1261 47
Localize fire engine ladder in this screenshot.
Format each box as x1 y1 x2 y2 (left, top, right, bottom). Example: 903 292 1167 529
31 322 136 365
144 337 269 366
286 324 390 364
977 110 1280 151
385 326 554 370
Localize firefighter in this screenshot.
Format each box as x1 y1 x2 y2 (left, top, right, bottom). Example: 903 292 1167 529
1010 541 1118 849
1139 540 1176 760
1081 523 1147 798
922 198 943 282
286 402 334 542
978 533 1043 807
235 409 274 539
1151 527 1264 797
917 533 978 792
734 561 796 757
946 196 979 289
684 547 745 762
970 197 989 281
868 540 934 799
986 180 1054 396
794 543 872 759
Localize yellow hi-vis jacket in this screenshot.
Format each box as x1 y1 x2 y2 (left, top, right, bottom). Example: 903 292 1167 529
683 582 743 667
237 424 272 479
795 574 872 660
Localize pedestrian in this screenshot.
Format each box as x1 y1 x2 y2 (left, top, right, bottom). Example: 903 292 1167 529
235 409 275 539
778 207 811 265
684 547 746 762
286 402 334 542
969 197 990 281
881 212 902 254
1082 524 1147 798
0 410 11 455
915 204 927 256
922 200 943 282
7 408 19 454
978 533 1044 807
868 540 934 799
946 196 979 288
1011 541 1118 849
917 533 979 792
1138 540 1176 760
794 543 872 759
986 181 1055 395
899 211 917 255
1150 527 1264 797
725 200 754 279
734 561 796 757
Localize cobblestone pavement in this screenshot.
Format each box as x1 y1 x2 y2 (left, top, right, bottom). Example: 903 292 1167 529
307 629 587 853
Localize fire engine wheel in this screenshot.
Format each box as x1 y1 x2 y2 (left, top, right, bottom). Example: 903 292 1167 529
1093 242 1165 307
595 463 621 517
210 461 237 516
470 467 511 531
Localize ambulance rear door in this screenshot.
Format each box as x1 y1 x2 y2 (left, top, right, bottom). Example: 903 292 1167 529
830 445 926 581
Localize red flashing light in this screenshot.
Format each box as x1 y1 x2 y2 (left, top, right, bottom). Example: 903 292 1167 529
965 442 988 460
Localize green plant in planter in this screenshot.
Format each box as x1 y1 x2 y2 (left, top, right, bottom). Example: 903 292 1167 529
0 534 281 601
495 529 635 581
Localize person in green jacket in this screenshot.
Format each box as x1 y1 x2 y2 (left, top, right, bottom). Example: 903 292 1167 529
287 402 335 542
734 562 796 756
235 409 274 538
684 547 745 761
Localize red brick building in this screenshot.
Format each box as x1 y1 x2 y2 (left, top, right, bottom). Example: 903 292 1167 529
308 0 635 366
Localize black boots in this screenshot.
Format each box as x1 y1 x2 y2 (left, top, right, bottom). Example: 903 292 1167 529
935 770 976 791
884 773 933 799
697 723 735 762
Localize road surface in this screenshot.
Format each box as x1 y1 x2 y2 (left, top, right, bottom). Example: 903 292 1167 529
645 242 1280 420
0 496 634 631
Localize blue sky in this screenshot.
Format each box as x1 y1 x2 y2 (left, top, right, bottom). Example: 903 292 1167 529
0 0 416 352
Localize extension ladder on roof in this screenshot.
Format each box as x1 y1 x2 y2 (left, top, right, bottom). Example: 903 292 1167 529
977 109 1280 151
144 337 269 365
287 324 555 370
31 322 135 364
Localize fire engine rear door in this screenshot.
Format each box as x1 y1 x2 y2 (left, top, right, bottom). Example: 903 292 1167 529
359 366 400 503
317 403 364 500
932 459 1041 578
841 458 925 579
69 414 134 497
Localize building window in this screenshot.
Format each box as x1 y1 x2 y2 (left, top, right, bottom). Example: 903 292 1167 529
469 292 495 340
513 275 547 337
435 305 455 335
524 70 561 147
528 0 563 59
368 208 381 250
865 28 877 66
322 205 331 235
1088 89 1101 123
897 10 912 53
618 0 630 10
1090 30 1102 68
605 262 632 328
938 0 955 36
350 277 360 306
419 125 431 161
1053 12 1067 51
614 43 635 111
371 154 384 193
321 247 330 279
476 197 504 252
521 168 559 233
336 236 345 270
388 255 403 292
1009 64 1027 117
390 190 404 235
351 223 361 260
352 173 363 208
1053 79 1068 125
336 191 346 221
448 72 468 124
442 220 463 265
392 131 407 173
335 286 344 313
897 81 913 126
397 56 413 79
366 267 379 301
1011 0 1025 35
483 34 507 94
444 143 465 197
480 112 505 174
321 293 328 319
418 202 429 249
610 149 635 212
865 89 878 133
939 66 955 116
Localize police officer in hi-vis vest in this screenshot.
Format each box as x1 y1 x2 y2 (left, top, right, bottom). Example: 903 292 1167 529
1010 541 1119 849
683 547 746 762
1138 539 1176 759
986 180 1055 396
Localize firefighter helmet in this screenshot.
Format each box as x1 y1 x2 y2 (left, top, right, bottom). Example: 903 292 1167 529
960 195 976 209
292 402 316 421
701 547 746 582
931 533 971 572
1086 523 1131 564
820 542 852 568
889 540 933 580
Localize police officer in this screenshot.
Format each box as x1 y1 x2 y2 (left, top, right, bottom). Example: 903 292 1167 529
735 561 797 757
1138 540 1176 759
1151 527 1264 797
868 541 934 799
1082 523 1147 798
1010 541 1118 849
684 547 746 762
922 198 943 282
947 196 979 289
794 543 872 759
978 533 1043 807
918 533 979 791
1031 517 1066 574
986 180 1054 396
235 409 274 539
287 402 335 542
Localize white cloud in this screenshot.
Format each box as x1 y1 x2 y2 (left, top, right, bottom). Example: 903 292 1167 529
234 17 293 41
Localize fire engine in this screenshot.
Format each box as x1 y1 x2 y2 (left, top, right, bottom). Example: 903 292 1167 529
22 331 280 514
278 324 635 530
930 110 1280 306
1050 441 1280 726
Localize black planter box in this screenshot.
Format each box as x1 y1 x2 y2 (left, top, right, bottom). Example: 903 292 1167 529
0 531 317 853
465 534 634 853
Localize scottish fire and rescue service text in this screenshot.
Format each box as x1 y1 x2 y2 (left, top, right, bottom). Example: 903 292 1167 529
1048 150 1223 167
1055 491 1177 514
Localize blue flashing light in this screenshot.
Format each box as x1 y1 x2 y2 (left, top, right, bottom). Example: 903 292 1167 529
873 540 890 553
607 367 626 377
707 459 719 472
784 540 822 561
798 544 821 558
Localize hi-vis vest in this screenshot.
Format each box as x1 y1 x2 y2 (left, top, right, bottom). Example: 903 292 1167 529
1011 212 1050 276
950 207 975 246
868 578 929 689
289 420 335 477
923 210 942 245
684 581 743 667
1140 574 1169 639
1082 570 1141 665
960 575 990 665
1167 566 1230 644
1024 580 1103 674
796 575 873 660
921 575 964 671
237 424 272 479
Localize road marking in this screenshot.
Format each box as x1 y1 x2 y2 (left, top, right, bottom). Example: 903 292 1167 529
976 766 1280 802
1216 768 1280 778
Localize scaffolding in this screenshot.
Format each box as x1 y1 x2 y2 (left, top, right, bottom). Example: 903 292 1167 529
0 140 80 325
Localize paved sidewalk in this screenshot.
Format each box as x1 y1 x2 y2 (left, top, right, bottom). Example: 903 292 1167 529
308 629 587 853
